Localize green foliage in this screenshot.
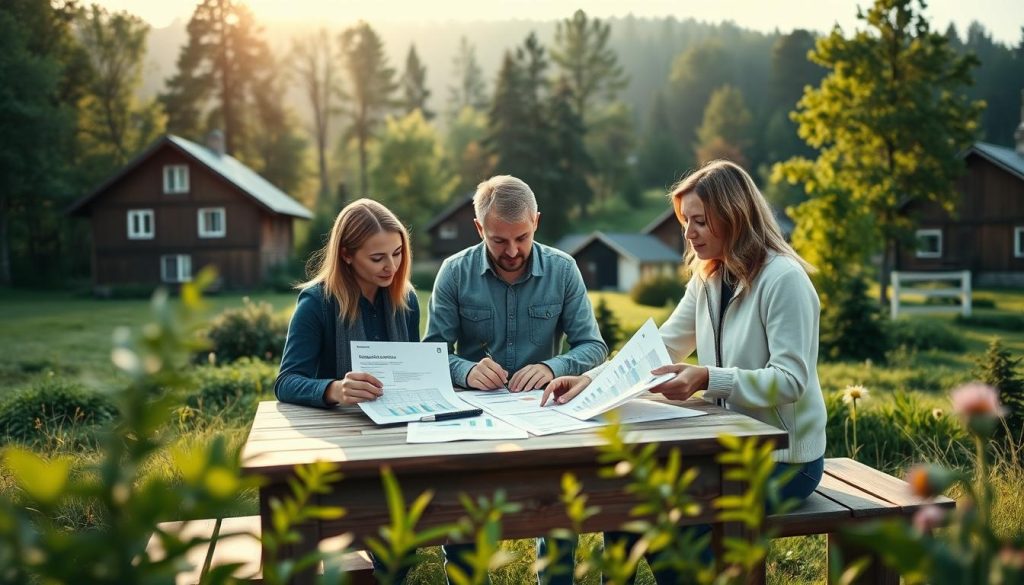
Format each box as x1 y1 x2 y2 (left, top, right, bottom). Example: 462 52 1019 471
839 382 1024 584
550 9 628 126
823 390 969 472
973 338 1024 442
448 37 488 116
636 92 682 189
339 20 398 196
446 105 492 196
594 297 622 351
695 85 752 167
448 492 521 585
73 5 163 185
773 0 983 302
0 377 117 446
370 109 459 235
629 275 684 308
184 358 277 425
819 272 889 362
401 45 433 119
290 27 343 204
666 40 735 172
955 313 1024 332
365 467 461 584
886 318 966 353
160 0 272 158
0 270 264 584
199 298 289 364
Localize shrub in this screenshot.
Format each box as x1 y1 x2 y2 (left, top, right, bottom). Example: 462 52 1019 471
411 264 439 291
0 377 117 445
884 317 965 353
185 358 278 425
819 272 889 362
594 297 622 350
973 338 1024 442
629 274 684 307
264 258 305 293
199 298 289 363
955 313 1024 332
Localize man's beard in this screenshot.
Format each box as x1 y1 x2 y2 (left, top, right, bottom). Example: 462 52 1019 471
488 250 527 273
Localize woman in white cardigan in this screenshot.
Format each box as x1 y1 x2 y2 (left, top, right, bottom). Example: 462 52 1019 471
543 159 827 583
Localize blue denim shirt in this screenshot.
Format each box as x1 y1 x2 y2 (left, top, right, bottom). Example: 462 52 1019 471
424 242 607 387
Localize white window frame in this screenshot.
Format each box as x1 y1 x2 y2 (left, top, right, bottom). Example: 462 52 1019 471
163 165 189 194
197 207 226 238
438 222 457 240
1015 227 1024 259
126 209 154 240
915 228 942 259
160 254 192 283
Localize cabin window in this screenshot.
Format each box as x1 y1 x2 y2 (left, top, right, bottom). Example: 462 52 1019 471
161 254 192 283
126 209 154 240
1015 227 1024 258
163 165 189 194
915 228 942 259
198 207 226 238
439 222 457 240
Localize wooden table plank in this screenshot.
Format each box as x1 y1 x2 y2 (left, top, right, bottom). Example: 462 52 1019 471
816 474 899 518
824 457 955 510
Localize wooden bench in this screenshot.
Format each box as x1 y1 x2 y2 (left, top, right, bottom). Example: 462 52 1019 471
145 515 375 584
762 457 957 584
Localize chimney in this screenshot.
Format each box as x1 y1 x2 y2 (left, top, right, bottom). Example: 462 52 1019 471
1016 89 1024 156
206 129 225 157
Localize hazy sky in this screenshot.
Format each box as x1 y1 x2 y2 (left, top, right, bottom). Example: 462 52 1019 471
93 1 1022 44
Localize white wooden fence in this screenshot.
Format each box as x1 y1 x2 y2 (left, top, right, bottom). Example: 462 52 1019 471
890 270 972 319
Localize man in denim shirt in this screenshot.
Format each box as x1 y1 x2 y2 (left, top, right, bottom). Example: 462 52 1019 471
425 175 607 584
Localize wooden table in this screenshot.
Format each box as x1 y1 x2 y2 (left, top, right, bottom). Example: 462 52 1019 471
241 397 788 583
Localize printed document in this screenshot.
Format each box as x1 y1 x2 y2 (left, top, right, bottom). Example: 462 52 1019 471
407 414 529 443
461 389 706 436
552 318 675 421
351 341 475 425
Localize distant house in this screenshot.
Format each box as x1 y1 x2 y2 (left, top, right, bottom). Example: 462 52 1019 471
67 133 312 291
555 232 680 291
897 140 1024 286
423 192 476 259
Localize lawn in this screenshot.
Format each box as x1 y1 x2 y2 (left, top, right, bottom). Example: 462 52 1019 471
1 283 1022 584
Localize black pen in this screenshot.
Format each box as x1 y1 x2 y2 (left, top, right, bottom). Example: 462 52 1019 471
481 344 511 391
419 408 483 422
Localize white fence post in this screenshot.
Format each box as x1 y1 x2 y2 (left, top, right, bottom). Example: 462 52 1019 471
889 270 972 319
890 271 901 319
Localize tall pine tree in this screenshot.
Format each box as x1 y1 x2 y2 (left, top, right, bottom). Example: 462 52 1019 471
291 28 344 205
550 9 628 126
448 37 488 117
401 45 432 120
338 21 397 196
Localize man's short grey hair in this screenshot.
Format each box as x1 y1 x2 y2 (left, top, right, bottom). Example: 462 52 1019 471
473 175 538 223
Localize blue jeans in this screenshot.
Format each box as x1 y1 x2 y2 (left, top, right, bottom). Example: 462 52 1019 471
444 535 578 585
605 456 825 584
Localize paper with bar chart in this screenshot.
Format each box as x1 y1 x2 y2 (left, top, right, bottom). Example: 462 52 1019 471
406 414 529 443
460 389 606 436
552 318 676 421
351 341 475 425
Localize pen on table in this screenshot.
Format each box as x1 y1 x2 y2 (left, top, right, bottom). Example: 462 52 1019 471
419 408 483 422
481 344 510 391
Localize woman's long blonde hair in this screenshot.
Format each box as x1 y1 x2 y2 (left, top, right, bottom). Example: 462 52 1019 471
670 160 813 290
300 199 412 323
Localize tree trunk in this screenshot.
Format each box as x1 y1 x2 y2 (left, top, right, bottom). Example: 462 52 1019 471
358 131 368 197
0 196 10 286
879 236 894 307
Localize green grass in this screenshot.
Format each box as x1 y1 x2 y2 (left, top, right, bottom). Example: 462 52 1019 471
569 189 672 235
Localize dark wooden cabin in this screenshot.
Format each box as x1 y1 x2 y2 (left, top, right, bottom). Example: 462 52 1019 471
67 133 312 291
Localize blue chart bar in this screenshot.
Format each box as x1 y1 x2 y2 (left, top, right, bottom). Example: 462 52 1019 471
485 419 494 427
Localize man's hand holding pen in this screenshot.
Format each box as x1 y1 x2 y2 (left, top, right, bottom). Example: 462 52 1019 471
467 345 554 392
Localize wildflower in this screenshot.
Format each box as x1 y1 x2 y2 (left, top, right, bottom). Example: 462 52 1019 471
931 408 944 420
912 504 947 534
951 382 1006 418
905 463 956 499
842 384 870 405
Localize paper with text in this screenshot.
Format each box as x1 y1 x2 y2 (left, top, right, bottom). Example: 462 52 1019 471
551 318 675 421
351 341 473 425
407 414 529 443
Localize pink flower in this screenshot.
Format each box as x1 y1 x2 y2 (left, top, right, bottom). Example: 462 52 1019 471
950 382 1006 418
912 504 947 534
